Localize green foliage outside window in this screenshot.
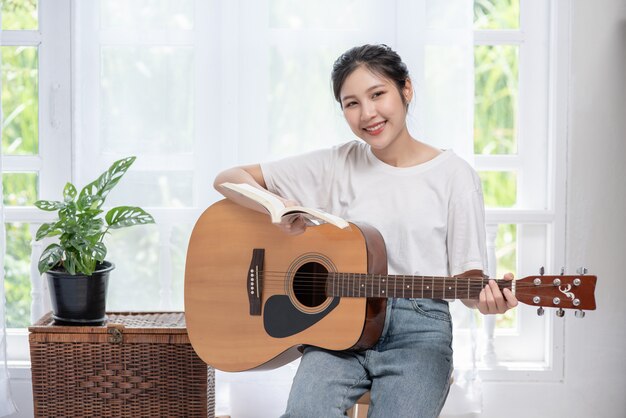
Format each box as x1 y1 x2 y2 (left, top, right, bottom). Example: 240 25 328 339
474 45 518 155
1 46 38 155
4 223 32 328
474 0 519 29
0 0 38 30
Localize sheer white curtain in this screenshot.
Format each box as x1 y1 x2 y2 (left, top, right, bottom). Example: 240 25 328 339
72 1 478 416
0 11 18 416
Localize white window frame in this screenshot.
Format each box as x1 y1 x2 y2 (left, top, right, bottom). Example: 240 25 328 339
3 0 72 363
474 0 571 381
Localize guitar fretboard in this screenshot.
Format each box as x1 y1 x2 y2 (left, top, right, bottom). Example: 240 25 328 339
325 273 511 300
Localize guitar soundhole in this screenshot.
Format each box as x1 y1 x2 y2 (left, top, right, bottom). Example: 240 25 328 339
293 262 328 308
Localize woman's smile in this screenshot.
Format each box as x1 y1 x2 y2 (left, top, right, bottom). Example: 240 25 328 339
364 121 386 135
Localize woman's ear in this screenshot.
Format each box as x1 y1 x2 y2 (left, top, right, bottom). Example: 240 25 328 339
403 78 414 104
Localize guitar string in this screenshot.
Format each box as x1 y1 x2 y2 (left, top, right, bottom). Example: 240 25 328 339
255 272 583 288
258 270 587 283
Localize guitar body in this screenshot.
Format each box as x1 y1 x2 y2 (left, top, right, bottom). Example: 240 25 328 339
184 200 388 372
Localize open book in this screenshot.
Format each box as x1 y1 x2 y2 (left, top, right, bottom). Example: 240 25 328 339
220 182 349 229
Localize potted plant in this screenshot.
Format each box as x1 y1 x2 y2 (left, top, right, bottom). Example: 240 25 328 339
34 156 155 325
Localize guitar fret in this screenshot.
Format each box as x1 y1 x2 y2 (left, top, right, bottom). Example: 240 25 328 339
402 275 405 298
385 279 389 297
431 276 435 298
361 274 367 297
363 274 366 298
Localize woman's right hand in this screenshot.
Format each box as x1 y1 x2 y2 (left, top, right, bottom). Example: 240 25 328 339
276 198 307 236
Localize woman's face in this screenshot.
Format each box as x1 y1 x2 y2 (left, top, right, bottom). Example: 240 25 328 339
339 66 412 153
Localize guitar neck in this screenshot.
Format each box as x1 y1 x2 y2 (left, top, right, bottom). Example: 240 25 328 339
325 273 511 300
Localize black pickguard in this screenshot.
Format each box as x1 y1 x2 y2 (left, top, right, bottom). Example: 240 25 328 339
263 295 340 338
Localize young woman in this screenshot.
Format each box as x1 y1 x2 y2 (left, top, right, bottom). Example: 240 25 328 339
214 44 518 418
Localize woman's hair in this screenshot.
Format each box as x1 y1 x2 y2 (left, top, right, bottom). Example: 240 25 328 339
331 44 410 107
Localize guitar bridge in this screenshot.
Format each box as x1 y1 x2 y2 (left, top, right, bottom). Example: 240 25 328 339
247 249 264 316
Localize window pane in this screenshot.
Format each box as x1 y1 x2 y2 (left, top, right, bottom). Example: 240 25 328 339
100 0 193 30
270 0 362 30
4 223 32 328
170 223 193 308
1 0 38 30
2 172 38 206
495 223 517 328
474 45 518 154
1 46 39 155
105 225 161 311
479 171 517 208
474 223 517 329
269 46 352 156
100 46 194 154
106 171 194 207
473 0 519 30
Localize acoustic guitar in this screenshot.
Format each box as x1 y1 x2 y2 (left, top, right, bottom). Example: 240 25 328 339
184 200 597 372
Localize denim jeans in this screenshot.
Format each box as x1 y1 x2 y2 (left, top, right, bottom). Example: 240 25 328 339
281 298 453 418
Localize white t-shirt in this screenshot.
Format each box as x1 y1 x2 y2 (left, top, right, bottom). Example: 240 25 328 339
261 140 487 278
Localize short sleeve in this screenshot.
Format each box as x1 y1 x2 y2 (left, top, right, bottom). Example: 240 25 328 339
260 147 335 210
447 183 488 277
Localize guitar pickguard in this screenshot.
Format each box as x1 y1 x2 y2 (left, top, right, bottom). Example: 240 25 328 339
264 295 340 338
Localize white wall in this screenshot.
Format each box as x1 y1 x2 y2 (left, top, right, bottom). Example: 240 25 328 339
482 0 626 417
7 1 626 417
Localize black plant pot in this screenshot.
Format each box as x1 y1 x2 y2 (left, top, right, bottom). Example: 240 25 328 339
45 261 115 326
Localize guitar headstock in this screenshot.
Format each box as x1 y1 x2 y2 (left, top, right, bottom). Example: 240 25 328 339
516 267 597 317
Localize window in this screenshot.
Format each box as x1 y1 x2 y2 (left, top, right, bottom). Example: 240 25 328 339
3 1 566 380
473 0 565 377
2 0 71 361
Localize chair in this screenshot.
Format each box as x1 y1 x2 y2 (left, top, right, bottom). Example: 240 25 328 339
346 392 370 418
346 373 453 417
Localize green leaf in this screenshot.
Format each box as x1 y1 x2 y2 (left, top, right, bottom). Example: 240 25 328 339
64 252 77 275
77 193 104 211
38 244 64 274
34 200 65 211
59 201 77 218
75 254 96 276
35 222 62 241
77 215 104 237
78 156 136 201
92 242 107 262
105 206 155 229
63 182 77 202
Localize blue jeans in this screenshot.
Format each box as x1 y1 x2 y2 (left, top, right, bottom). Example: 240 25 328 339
281 298 453 418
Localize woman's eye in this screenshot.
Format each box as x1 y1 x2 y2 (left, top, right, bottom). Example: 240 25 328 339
345 101 357 108
372 91 385 99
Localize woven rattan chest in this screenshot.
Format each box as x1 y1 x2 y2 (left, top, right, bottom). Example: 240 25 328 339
29 311 215 418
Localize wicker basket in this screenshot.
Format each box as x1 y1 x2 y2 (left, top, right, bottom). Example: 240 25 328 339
29 311 215 418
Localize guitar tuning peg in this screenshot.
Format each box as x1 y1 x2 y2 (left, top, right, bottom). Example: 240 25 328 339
575 310 586 319
537 307 545 316
560 267 565 275
556 308 565 317
539 266 545 276
577 267 588 275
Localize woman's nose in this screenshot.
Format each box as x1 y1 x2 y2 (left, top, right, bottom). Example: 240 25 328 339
360 100 377 120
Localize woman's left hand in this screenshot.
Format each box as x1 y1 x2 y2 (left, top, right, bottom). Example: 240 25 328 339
477 272 519 315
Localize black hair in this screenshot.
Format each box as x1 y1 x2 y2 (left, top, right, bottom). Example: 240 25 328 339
331 44 410 108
